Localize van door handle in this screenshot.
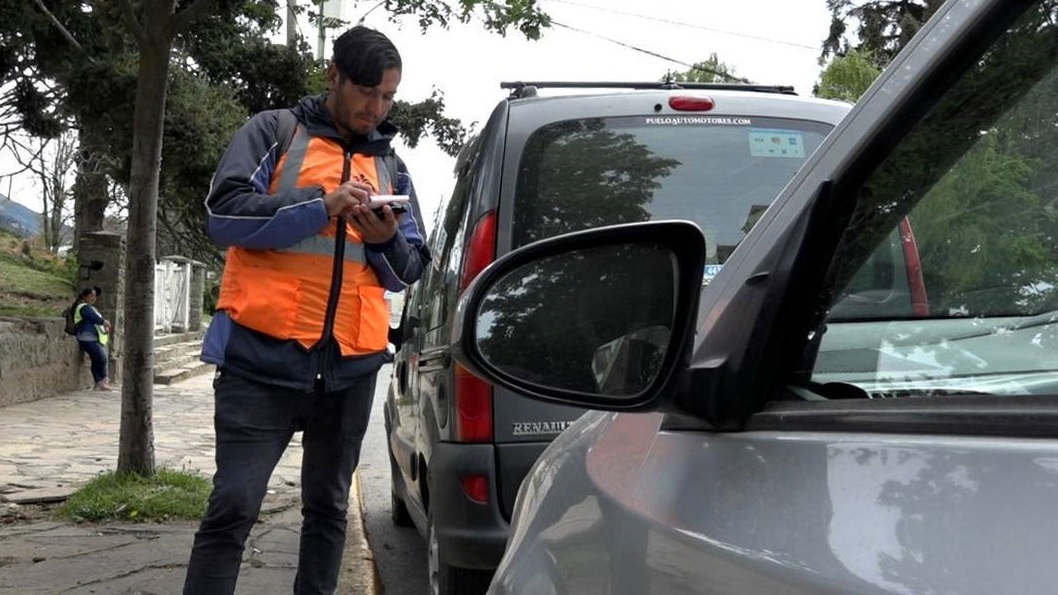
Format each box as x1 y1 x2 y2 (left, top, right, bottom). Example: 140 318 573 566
418 350 450 369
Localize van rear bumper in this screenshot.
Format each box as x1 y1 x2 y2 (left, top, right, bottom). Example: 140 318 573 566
430 442 509 569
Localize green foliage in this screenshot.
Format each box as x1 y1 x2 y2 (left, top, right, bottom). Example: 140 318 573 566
57 469 212 523
913 133 1051 311
822 0 943 63
3 0 553 270
386 0 551 39
662 53 744 84
513 119 680 246
181 5 317 116
815 49 880 101
391 89 469 155
825 8 1058 317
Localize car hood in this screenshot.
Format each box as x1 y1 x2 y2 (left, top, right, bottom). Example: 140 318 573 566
493 412 1058 594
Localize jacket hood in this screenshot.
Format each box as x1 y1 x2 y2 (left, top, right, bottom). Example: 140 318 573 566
291 94 400 148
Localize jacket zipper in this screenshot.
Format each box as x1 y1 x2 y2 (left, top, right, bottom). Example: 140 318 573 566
315 151 353 387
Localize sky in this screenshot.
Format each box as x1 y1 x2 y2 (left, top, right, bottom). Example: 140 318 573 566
0 0 833 236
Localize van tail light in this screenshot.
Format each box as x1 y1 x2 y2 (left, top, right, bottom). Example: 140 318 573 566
460 474 489 504
899 218 930 317
668 96 715 111
455 363 493 442
459 210 498 293
455 211 496 442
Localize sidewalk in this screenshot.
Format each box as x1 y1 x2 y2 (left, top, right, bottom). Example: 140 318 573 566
0 372 379 594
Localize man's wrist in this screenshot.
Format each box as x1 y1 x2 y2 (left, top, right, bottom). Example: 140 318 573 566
365 233 398 251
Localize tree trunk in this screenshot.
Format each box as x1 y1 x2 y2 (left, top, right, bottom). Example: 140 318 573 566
39 191 53 253
44 136 72 254
48 202 64 254
117 6 175 477
72 141 109 248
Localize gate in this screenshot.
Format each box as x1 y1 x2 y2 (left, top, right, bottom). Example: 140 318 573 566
154 257 192 333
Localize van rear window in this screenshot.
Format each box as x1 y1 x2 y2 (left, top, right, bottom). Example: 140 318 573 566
512 116 833 266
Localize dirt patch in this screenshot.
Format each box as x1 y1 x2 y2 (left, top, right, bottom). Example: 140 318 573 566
0 501 61 525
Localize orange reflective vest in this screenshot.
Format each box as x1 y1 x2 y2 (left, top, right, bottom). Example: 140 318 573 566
216 126 395 356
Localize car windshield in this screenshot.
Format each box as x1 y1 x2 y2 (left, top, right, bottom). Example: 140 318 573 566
810 5 1058 398
512 115 833 278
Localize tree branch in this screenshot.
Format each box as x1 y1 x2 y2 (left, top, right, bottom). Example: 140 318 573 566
8 135 50 169
172 0 218 34
29 0 95 60
116 0 147 45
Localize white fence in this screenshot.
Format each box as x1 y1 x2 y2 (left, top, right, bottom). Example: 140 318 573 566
154 258 192 334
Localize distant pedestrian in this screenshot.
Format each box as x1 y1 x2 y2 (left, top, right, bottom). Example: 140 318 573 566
73 286 113 391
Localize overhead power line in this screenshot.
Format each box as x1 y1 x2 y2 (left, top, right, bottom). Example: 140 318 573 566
546 0 820 52
551 20 752 83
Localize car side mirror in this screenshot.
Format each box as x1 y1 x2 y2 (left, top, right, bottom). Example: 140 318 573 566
452 220 706 411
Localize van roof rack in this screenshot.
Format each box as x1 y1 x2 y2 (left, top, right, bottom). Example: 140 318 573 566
501 81 798 99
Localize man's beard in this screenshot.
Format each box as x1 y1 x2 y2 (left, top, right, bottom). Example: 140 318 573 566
335 94 375 136
347 116 375 135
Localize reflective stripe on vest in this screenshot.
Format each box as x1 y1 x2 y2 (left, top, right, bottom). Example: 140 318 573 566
274 126 395 195
274 234 366 263
276 126 312 195
374 152 394 194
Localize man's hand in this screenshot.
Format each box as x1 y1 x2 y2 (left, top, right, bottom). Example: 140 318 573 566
348 203 400 244
323 181 374 218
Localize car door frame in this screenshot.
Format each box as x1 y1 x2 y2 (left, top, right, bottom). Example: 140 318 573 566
671 0 1039 429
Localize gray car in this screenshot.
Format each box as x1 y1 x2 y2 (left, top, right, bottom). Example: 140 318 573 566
386 80 853 594
450 1 1058 593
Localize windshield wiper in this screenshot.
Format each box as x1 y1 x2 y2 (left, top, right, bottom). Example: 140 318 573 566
791 382 996 401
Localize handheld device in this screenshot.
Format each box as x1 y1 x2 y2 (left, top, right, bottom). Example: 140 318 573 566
370 195 411 219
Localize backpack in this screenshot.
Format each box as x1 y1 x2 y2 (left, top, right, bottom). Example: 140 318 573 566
62 301 80 336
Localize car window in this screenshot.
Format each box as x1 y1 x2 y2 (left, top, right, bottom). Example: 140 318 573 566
421 144 477 331
809 3 1058 398
512 116 833 275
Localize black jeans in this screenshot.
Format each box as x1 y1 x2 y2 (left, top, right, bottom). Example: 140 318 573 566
183 370 376 595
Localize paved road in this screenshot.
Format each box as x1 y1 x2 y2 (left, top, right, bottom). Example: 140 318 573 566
361 365 430 594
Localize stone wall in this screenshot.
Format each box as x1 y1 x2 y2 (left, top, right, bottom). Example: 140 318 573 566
0 317 93 408
189 262 206 332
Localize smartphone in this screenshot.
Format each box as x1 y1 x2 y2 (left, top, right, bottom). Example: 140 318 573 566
371 195 410 219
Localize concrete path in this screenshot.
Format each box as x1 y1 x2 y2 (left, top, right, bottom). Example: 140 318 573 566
0 372 379 594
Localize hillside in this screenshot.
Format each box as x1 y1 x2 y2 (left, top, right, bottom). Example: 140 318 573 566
0 194 75 246
0 194 42 237
0 229 74 317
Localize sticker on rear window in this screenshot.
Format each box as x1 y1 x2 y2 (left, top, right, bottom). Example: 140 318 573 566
703 264 723 286
644 116 752 126
748 129 805 158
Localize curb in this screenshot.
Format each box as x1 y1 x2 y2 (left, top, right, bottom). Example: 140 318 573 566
338 470 381 594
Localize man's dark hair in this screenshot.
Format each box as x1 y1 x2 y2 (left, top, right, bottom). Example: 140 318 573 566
80 287 95 298
332 26 402 87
